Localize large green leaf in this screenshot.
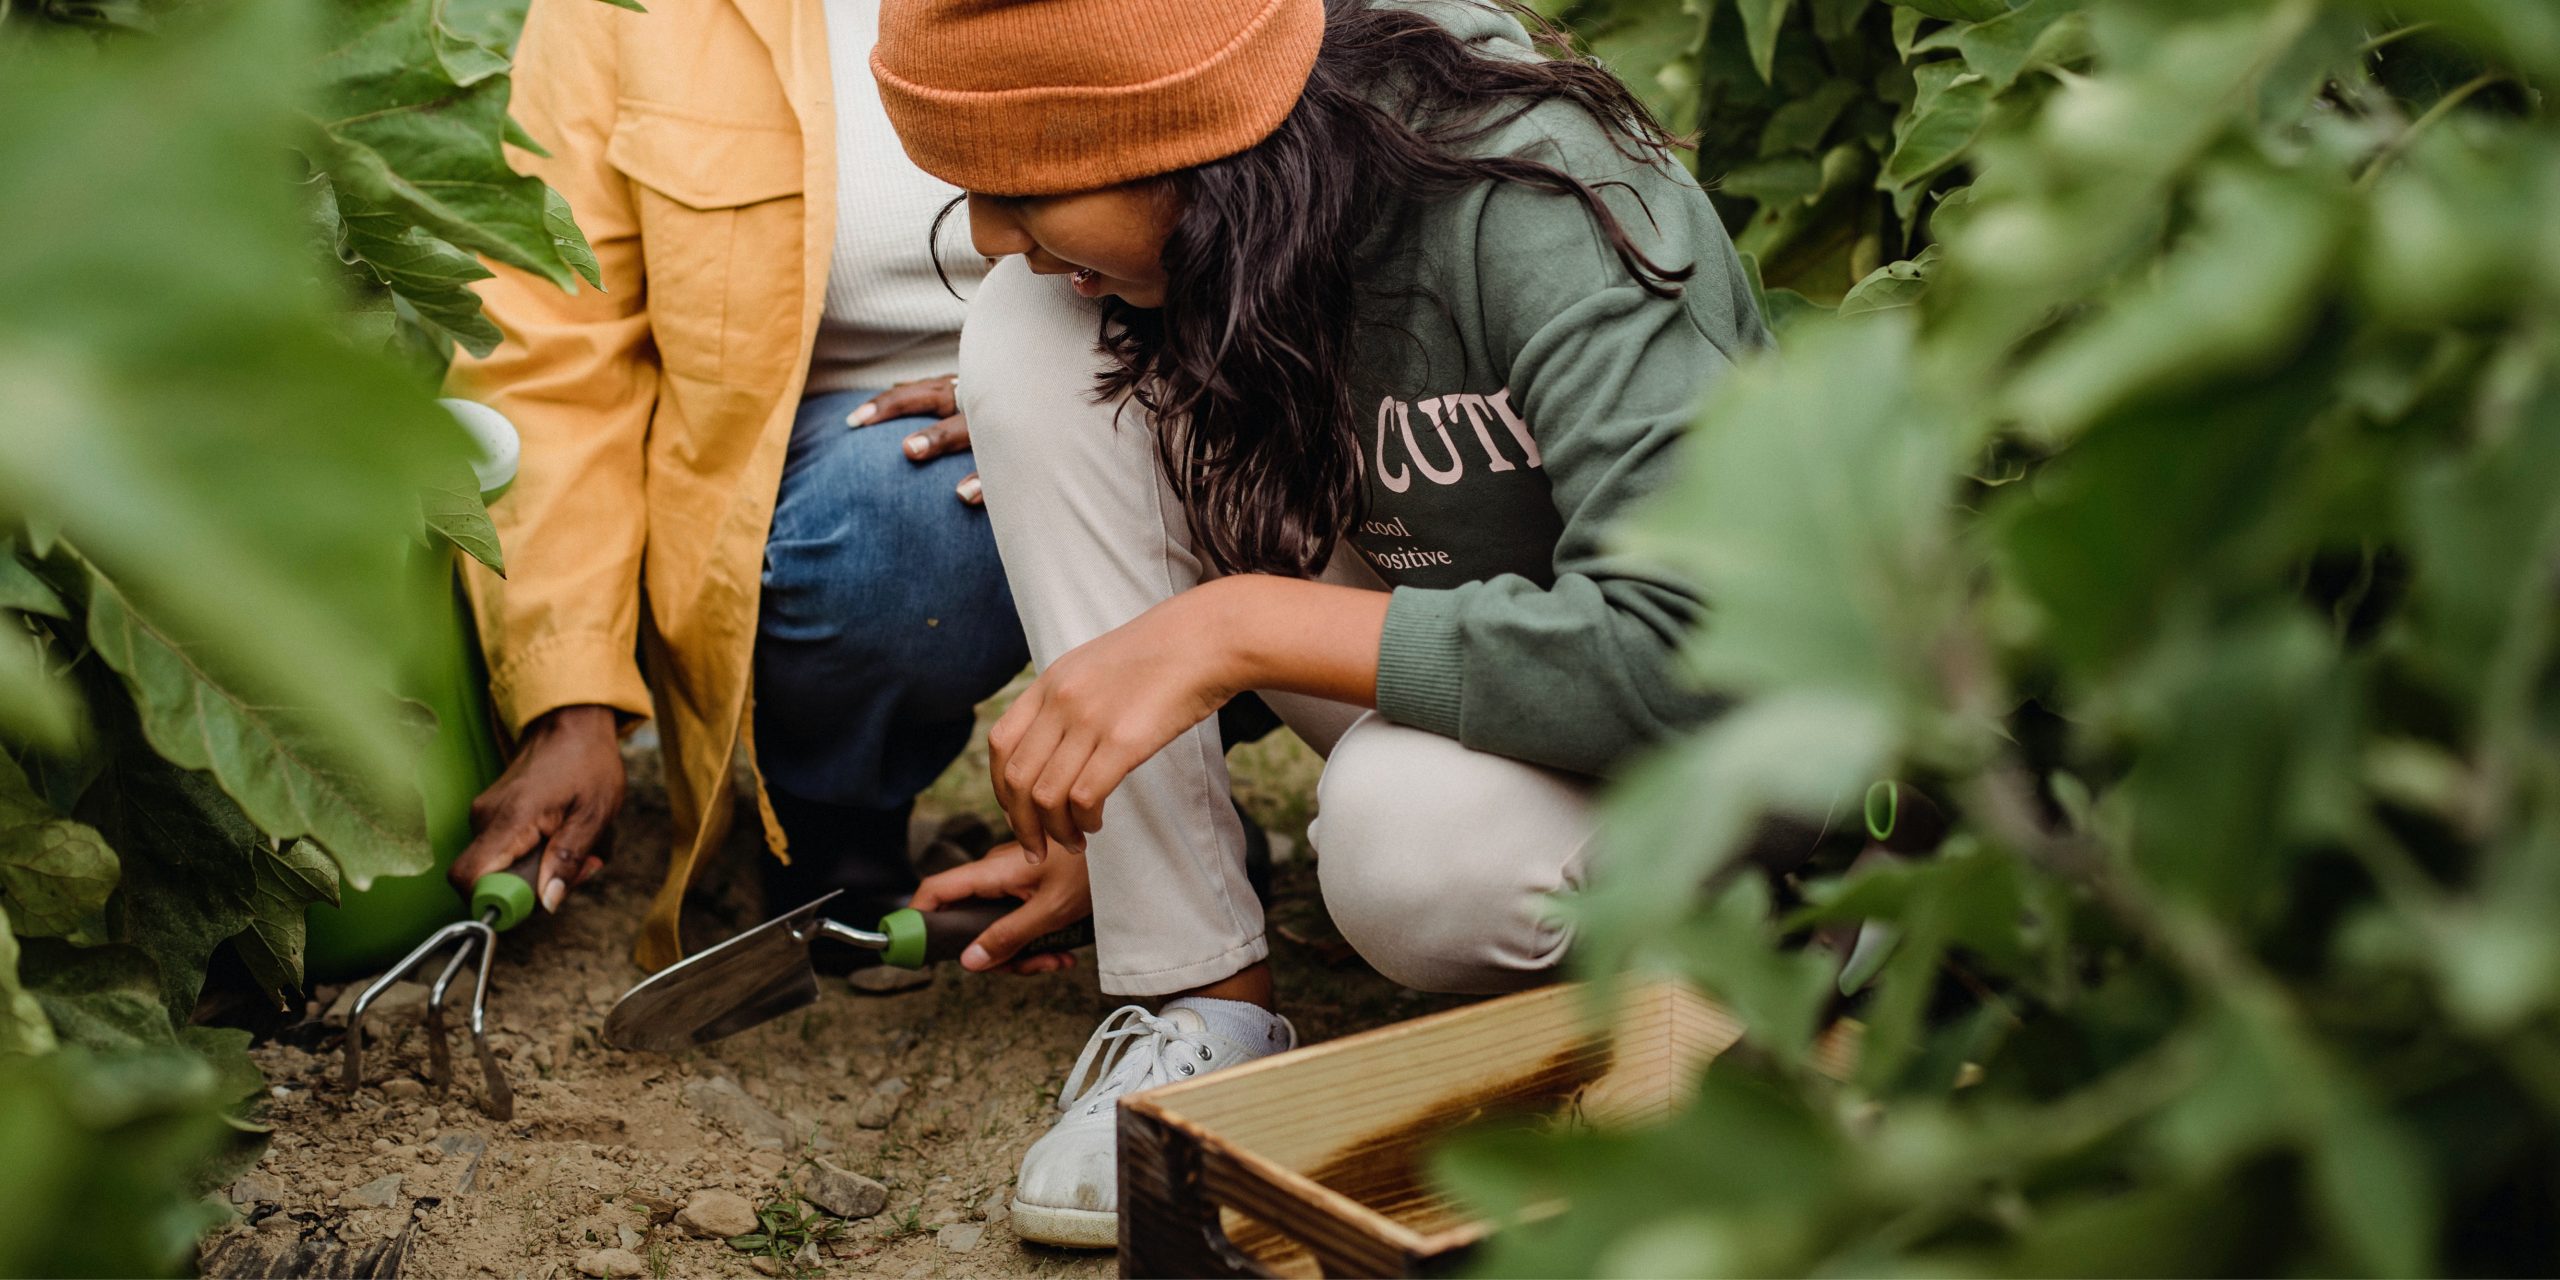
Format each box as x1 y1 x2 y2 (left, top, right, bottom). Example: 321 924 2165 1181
16 940 174 1053
84 566 428 890
0 754 118 946
303 0 597 294
0 0 477 801
76 736 270 1020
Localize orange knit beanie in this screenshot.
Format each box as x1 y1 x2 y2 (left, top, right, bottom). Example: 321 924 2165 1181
872 0 1327 197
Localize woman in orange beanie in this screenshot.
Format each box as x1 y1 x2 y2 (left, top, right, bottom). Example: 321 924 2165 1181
878 0 1768 1247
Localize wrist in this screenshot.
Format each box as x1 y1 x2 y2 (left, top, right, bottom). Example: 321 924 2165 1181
1182 578 1270 699
528 703 619 744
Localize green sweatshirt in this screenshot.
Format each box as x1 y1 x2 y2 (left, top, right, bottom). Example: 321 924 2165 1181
1357 0 1769 776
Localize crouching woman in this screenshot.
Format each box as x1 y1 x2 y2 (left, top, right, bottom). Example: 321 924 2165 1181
873 0 1766 1247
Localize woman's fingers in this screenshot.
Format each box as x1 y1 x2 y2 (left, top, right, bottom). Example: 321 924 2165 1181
1025 730 1101 856
959 891 1084 971
899 412 973 461
845 376 957 427
912 855 1031 912
990 689 1061 861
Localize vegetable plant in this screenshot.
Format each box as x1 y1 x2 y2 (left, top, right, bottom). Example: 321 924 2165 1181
1445 0 2560 1274
1 0 600 1267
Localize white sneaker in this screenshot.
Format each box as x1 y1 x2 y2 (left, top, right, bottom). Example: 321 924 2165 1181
1010 1002 1295 1248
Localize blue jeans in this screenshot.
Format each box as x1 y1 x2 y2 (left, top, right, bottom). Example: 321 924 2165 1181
754 389 1028 905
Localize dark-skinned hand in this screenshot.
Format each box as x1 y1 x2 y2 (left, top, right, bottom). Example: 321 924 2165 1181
448 704 623 913
846 373 981 506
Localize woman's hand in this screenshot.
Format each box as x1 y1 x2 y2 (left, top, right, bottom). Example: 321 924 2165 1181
990 577 1392 861
847 374 982 506
989 590 1244 861
911 842 1092 974
449 704 624 913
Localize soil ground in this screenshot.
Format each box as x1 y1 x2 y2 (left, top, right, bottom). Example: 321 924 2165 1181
203 693 1458 1279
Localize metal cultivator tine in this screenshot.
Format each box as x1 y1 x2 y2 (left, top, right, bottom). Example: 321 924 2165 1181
344 919 483 1095
424 934 480 1092
343 911 514 1120
460 915 514 1121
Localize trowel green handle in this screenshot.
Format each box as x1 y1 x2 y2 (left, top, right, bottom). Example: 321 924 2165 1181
469 850 546 932
878 898 1095 969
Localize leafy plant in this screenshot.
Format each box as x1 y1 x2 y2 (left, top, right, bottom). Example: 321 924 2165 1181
1448 0 2559 1274
2 0 600 1259
726 1188 843 1278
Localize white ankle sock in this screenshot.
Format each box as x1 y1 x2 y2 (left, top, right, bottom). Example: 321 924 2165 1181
1163 996 1291 1058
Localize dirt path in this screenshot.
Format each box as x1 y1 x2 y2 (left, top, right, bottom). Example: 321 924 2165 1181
205 715 1451 1279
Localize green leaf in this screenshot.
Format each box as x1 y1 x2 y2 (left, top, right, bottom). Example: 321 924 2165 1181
1885 0 2010 23
1624 315 1957 708
303 0 596 293
1736 0 1797 83
2008 164 2344 439
422 466 507 575
84 566 428 891
0 626 81 756
1835 245 1940 316
16 940 174 1053
0 754 118 946
1916 0 2087 89
0 545 68 620
1882 59 1993 209
0 903 60 1055
76 736 268 1021
545 185 603 291
232 840 341 999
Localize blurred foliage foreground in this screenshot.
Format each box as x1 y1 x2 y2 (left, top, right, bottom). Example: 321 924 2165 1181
0 0 596 1270
1439 0 2560 1276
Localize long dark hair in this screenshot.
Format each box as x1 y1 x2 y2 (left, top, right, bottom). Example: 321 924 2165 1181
1100 0 1693 578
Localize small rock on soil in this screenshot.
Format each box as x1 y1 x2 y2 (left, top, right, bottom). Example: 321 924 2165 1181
855 1076 909 1129
800 1159 887 1220
677 1189 759 1239
576 1246 644 1277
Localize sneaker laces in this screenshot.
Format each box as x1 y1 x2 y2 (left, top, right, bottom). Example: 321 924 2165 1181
1057 1005 1216 1116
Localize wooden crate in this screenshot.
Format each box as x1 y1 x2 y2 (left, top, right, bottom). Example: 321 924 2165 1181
1117 979 1759 1278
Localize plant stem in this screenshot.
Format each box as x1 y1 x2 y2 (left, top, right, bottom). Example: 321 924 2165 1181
2358 72 2509 190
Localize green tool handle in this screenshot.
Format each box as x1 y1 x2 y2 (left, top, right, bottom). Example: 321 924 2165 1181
469 850 545 932
879 898 1094 969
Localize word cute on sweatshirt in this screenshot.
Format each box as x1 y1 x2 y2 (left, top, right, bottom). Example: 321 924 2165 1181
1367 388 1543 492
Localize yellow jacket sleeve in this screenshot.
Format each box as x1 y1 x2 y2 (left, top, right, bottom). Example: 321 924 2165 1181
450 0 656 734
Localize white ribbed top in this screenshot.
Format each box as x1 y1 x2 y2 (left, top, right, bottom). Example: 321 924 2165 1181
807 0 987 393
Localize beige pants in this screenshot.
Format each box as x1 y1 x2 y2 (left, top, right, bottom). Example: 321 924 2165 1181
957 259 1594 997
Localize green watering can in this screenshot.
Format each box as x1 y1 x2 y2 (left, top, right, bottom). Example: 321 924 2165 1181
310 399 543 1118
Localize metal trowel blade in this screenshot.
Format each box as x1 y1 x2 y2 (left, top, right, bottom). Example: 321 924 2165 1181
602 891 841 1052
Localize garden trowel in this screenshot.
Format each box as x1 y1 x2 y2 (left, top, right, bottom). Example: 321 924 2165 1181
602 890 1093 1052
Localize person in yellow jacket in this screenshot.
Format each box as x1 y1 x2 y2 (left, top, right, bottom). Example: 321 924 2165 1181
443 0 1027 971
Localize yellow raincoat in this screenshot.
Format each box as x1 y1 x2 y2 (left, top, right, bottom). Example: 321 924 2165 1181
453 0 840 971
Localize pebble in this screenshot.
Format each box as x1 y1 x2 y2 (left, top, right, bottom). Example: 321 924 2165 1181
749 1257 780 1277
798 1159 887 1220
228 1174 286 1206
937 1223 984 1253
338 1174 404 1210
381 1077 427 1100
846 964 933 995
746 1150 786 1177
854 1077 908 1130
574 1247 644 1278
676 1189 759 1239
256 1212 297 1236
682 1076 797 1146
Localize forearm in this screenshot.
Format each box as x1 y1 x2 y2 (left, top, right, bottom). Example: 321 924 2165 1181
1191 575 1389 708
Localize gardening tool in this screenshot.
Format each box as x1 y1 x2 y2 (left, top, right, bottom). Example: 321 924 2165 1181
341 850 547 1119
326 399 533 1118
601 891 1094 1052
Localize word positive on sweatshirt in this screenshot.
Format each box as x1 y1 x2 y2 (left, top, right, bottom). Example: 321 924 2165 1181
1368 389 1544 492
